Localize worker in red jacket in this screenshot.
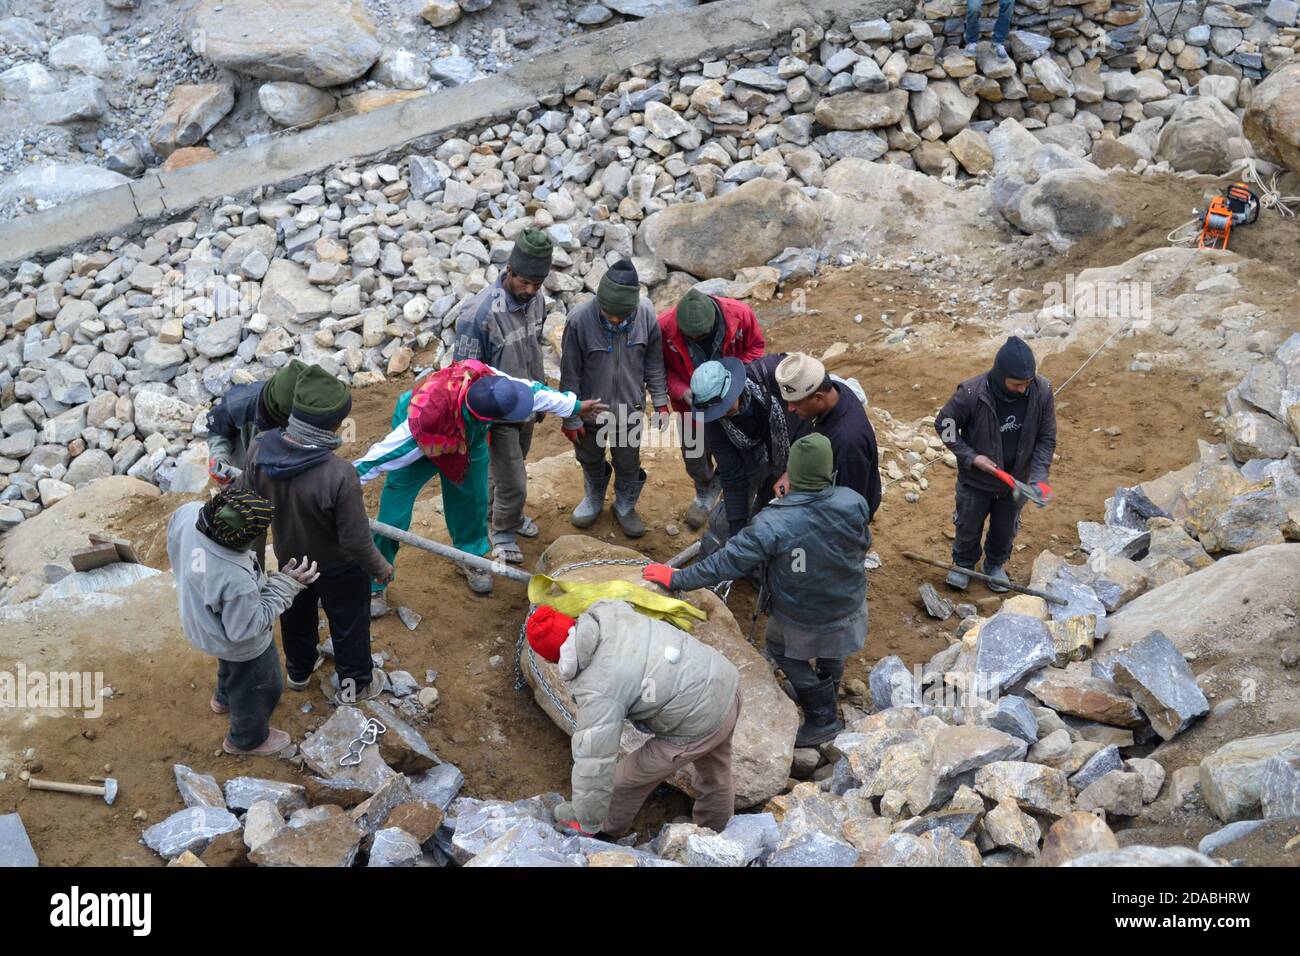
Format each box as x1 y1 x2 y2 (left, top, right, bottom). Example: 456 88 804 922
659 289 766 529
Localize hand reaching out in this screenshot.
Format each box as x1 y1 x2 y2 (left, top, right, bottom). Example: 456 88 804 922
280 556 321 585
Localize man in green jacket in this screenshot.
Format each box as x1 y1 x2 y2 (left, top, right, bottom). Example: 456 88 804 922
524 599 741 836
643 433 870 747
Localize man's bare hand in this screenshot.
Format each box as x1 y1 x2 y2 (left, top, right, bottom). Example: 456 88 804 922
971 455 999 476
281 556 321 585
374 562 395 585
578 398 609 422
774 472 790 497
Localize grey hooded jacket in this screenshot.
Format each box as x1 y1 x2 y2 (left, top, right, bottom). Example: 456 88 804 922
559 600 739 831
165 501 304 662
672 486 870 636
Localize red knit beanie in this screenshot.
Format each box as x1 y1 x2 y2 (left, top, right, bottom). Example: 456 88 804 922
526 606 576 663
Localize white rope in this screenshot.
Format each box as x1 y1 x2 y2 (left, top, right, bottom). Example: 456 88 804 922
1227 157 1300 218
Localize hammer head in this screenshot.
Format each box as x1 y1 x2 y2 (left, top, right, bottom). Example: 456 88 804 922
103 778 118 805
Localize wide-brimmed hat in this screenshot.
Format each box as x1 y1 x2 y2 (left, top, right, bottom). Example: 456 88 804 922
690 356 747 423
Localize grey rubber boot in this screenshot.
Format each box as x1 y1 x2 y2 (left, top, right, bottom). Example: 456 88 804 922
683 476 720 530
946 565 973 590
570 463 611 529
984 562 1010 592
613 468 648 538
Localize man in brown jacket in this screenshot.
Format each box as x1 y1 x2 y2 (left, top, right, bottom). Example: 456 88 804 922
934 336 1056 591
242 365 394 704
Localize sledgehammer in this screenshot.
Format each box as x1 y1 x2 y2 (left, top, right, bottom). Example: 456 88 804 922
28 776 118 805
900 551 1067 606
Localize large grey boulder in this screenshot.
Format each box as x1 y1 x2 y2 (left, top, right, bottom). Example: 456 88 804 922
1063 846 1222 866
188 0 382 87
0 164 128 211
1243 60 1300 176
1107 630 1208 740
258 81 337 127
1016 166 1125 252
523 536 798 809
1200 730 1300 822
142 806 241 860
1155 96 1245 174
638 179 822 280
974 612 1055 694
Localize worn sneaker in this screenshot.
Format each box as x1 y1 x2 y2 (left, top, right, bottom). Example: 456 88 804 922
946 565 973 590
209 695 229 715
370 591 390 618
287 652 327 691
330 666 388 705
223 728 292 756
984 563 1011 592
995 43 1008 59
462 562 494 595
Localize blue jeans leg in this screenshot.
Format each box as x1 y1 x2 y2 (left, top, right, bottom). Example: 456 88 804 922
993 0 1014 44
964 0 982 43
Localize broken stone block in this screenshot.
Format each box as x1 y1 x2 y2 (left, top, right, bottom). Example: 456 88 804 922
1063 846 1221 867
198 829 249 867
444 797 560 865
1260 754 1300 819
168 850 207 867
350 774 413 835
858 832 939 867
719 812 779 865
1076 770 1144 817
983 799 1041 855
462 819 579 867
1028 728 1072 766
987 695 1038 743
242 801 286 852
1039 810 1119 866
767 830 862 866
300 705 397 793
1026 669 1143 727
869 655 920 710
1200 730 1300 822
895 806 983 841
684 832 748 867
1077 521 1150 559
1197 819 1269 859
1107 630 1208 740
919 582 953 620
906 725 1027 814
921 828 981 867
173 764 225 809
408 762 464 811
1046 572 1108 634
303 776 372 809
0 813 38 867
222 777 308 815
142 806 241 860
249 805 363 867
1105 486 1171 530
367 827 423 867
1047 615 1097 664
1125 757 1167 803
364 699 437 773
1068 744 1125 792
974 761 1073 818
382 801 444 844
974 612 1055 694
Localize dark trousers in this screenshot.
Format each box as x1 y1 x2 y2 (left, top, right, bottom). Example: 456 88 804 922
214 641 283 750
765 632 845 691
279 562 373 689
952 482 1025 569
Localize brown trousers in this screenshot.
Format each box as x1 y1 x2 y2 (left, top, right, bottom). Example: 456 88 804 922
602 690 742 836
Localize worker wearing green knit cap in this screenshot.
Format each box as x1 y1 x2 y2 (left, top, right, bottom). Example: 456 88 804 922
643 430 872 748
452 227 556 563
560 259 667 539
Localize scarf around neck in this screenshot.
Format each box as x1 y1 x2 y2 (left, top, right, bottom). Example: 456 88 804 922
407 359 494 485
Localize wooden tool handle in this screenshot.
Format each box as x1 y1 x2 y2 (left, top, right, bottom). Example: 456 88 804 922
27 778 105 796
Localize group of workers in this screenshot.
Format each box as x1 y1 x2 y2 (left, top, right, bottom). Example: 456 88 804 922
167 230 1056 836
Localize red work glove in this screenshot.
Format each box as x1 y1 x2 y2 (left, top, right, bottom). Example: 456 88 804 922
1035 482 1053 503
208 458 234 486
654 405 670 431
562 425 585 444
642 563 674 589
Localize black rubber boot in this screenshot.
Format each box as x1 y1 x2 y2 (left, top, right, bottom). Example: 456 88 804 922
613 468 648 538
794 677 843 747
571 463 611 529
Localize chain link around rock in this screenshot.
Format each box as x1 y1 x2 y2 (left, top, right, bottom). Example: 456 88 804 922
338 716 386 767
512 558 651 728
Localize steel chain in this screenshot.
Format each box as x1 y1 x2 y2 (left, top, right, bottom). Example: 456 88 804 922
338 716 386 767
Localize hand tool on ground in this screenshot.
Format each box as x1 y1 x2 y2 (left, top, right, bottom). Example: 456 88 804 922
900 551 1068 605
1195 181 1259 251
28 776 118 804
991 468 1052 508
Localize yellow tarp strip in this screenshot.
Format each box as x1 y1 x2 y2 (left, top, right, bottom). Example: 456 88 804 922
527 574 708 631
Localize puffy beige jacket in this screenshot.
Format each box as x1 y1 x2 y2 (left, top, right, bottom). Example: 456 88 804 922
559 600 739 831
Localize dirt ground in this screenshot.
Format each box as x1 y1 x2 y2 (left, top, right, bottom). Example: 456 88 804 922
1 206 1292 865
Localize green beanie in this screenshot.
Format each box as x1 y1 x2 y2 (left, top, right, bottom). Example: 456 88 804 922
676 289 717 339
291 364 352 429
508 228 554 280
788 433 834 493
596 258 640 319
260 359 307 428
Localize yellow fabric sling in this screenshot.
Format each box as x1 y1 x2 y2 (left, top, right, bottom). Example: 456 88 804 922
527 574 707 631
